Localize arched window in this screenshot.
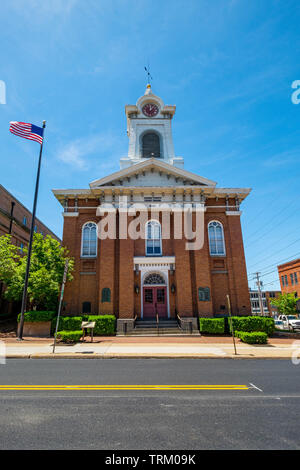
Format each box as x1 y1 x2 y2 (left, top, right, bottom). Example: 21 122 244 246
101 288 111 303
142 132 160 158
208 221 225 256
81 222 97 257
146 220 162 256
144 273 165 285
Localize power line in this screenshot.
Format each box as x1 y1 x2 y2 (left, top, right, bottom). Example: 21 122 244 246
248 268 278 282
262 280 280 287
248 250 300 274
245 205 299 248
248 250 300 282
244 199 299 243
247 237 300 270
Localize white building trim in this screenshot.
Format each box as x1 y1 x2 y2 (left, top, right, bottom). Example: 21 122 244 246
133 256 175 319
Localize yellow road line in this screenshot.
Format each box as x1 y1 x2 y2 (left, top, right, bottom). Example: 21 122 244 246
0 384 249 391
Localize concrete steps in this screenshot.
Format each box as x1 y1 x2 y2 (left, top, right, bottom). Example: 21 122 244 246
124 319 200 336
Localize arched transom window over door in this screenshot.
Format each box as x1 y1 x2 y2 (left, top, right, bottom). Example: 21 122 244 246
81 222 97 257
144 273 165 285
142 132 161 158
146 220 162 256
208 221 225 256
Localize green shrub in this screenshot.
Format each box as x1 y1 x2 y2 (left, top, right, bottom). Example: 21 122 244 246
213 315 230 333
229 316 275 336
51 316 82 332
235 331 268 344
56 330 82 343
86 315 116 335
51 315 116 335
17 311 55 323
199 317 225 334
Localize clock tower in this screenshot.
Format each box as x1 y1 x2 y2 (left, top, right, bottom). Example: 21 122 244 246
120 84 184 169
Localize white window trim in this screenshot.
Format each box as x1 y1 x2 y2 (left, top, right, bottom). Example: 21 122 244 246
208 220 226 256
145 219 162 257
81 221 98 258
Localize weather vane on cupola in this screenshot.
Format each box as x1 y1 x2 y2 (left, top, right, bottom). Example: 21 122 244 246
144 63 153 87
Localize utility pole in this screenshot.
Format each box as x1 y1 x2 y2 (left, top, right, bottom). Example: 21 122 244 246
255 272 265 316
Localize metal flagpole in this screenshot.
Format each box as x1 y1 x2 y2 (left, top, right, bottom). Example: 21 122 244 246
52 259 69 354
17 121 46 340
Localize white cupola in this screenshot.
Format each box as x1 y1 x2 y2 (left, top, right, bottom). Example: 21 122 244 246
120 85 184 169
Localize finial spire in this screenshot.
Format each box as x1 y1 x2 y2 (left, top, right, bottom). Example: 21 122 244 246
145 83 152 95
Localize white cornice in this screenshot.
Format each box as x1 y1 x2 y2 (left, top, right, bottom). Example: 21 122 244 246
134 256 176 267
62 212 79 217
52 189 92 196
214 188 251 195
89 158 217 188
226 211 242 216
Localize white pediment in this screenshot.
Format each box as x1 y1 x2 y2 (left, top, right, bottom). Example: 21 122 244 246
89 158 216 189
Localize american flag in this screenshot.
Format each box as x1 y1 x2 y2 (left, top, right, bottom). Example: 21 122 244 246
9 121 44 145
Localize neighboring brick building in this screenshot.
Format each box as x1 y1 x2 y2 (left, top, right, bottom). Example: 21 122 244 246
53 85 251 331
0 184 60 315
0 184 60 248
278 258 300 297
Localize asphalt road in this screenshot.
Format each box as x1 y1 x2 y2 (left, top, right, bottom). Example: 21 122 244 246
0 359 299 450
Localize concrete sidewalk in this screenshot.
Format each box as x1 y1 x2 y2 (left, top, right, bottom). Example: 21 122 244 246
1 336 299 359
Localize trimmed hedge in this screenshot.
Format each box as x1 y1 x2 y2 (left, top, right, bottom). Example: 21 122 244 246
51 315 116 335
199 317 225 334
17 311 55 323
85 315 116 335
51 316 82 332
56 330 82 343
229 316 275 336
235 331 268 344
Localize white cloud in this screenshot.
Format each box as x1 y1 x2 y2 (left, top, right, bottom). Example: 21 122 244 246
57 141 87 169
56 131 123 171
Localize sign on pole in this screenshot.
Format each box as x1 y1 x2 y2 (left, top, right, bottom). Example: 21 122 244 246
52 260 69 354
226 294 237 355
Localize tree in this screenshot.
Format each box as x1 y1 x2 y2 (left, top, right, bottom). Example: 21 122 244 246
270 292 299 316
0 235 20 284
0 234 74 311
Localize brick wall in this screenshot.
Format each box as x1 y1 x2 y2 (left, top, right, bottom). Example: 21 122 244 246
61 199 250 318
278 259 300 296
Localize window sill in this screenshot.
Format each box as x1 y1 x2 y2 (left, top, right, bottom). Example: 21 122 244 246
146 254 163 257
210 254 226 257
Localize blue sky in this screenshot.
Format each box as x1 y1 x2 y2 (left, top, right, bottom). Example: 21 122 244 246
1 0 300 291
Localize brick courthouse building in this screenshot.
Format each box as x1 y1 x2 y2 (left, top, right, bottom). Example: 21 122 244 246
53 86 251 332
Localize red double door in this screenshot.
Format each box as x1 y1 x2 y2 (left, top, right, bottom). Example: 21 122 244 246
143 286 168 318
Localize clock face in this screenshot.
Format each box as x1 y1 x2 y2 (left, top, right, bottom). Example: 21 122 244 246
142 103 159 117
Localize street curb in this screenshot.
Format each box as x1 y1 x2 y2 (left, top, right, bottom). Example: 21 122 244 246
5 354 292 360
6 354 31 359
